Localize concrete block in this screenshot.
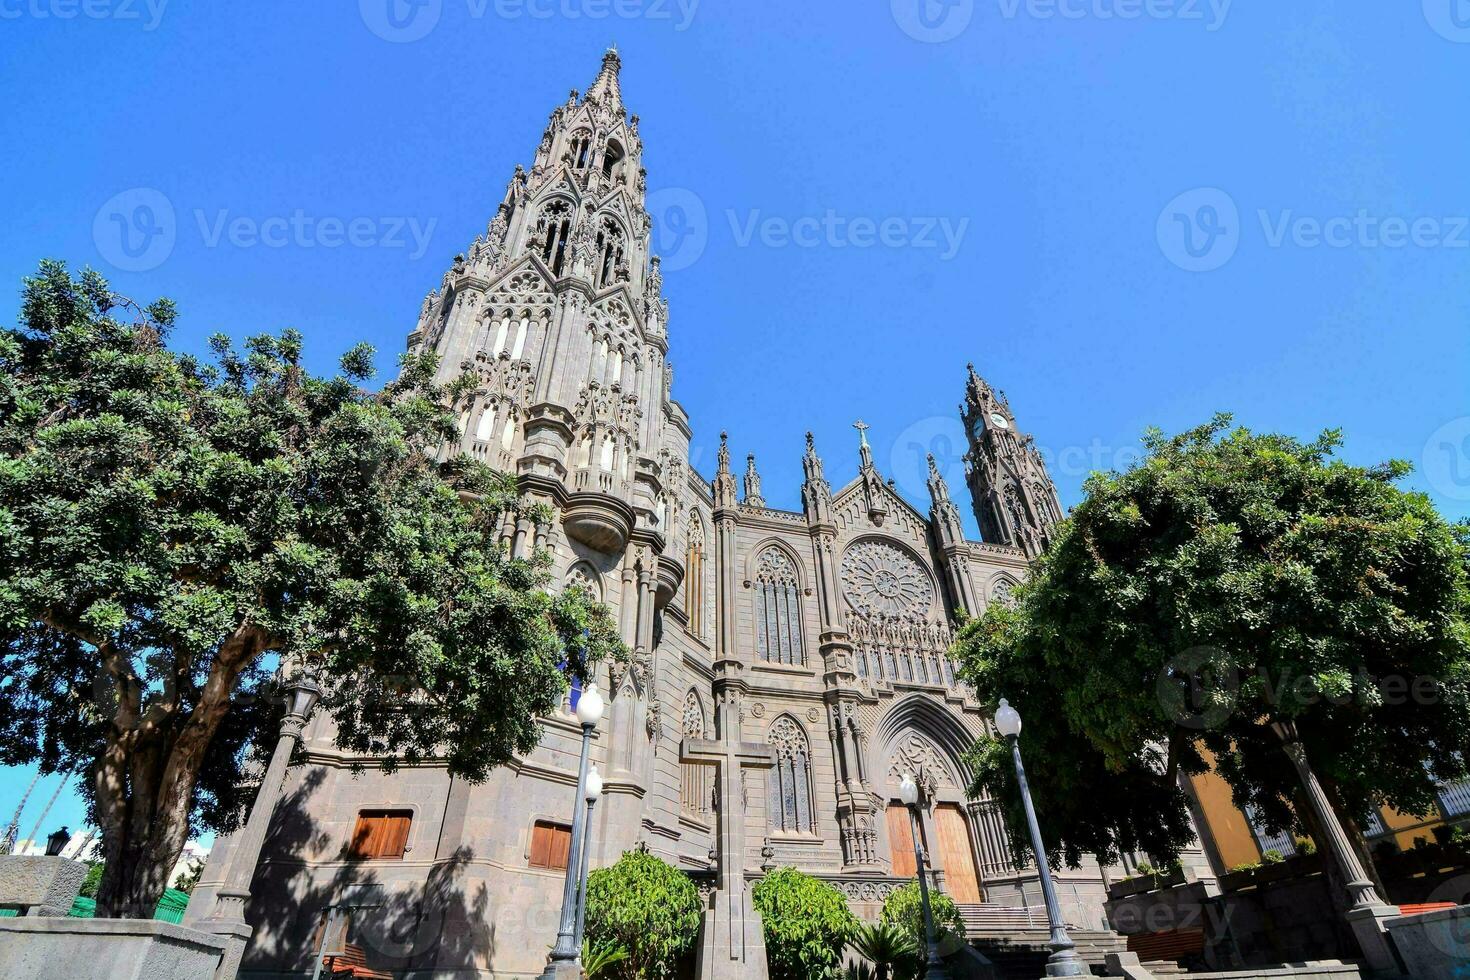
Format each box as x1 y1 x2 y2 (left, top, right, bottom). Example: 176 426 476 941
0 916 227 980
0 855 87 915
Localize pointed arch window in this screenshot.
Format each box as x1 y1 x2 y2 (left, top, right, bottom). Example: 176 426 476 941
595 218 627 287
768 716 814 834
601 139 625 179
680 691 712 817
569 129 592 170
684 516 706 637
754 548 803 666
537 200 573 276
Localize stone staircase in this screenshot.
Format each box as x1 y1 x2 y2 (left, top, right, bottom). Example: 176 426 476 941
955 904 1131 978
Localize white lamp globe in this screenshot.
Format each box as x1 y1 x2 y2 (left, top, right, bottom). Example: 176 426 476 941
576 681 605 727
898 773 919 807
585 765 603 802
994 698 1022 738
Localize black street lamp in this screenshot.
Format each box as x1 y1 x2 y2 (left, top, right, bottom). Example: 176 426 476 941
539 680 605 980
573 764 603 951
44 826 70 857
994 699 1085 978
898 773 952 980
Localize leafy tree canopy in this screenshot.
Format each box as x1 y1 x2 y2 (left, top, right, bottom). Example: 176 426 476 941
953 416 1470 870
0 262 624 916
752 866 857 980
584 849 701 980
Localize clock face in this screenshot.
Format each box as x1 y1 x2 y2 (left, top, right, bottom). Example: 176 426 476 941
989 412 1010 430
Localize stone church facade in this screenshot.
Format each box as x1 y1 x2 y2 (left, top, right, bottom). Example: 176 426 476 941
191 51 1141 979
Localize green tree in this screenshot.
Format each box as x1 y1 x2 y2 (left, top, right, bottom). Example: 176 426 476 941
0 262 624 917
879 881 966 973
752 866 857 979
953 416 1470 885
584 850 701 979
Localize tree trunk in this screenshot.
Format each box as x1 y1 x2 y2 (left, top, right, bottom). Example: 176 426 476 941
93 629 260 917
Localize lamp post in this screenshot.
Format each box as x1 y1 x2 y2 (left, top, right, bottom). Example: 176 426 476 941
994 699 1085 978
898 773 952 980
44 826 70 857
573 764 603 952
540 681 605 980
200 669 321 978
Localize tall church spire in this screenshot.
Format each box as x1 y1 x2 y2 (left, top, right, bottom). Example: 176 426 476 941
586 47 623 111
961 363 1062 558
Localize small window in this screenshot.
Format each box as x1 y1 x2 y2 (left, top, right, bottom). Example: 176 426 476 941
348 810 412 860
529 820 573 871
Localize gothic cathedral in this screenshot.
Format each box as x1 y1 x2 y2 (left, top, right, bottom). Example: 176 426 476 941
192 51 1131 979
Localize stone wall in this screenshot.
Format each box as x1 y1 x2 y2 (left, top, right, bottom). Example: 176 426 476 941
0 917 226 980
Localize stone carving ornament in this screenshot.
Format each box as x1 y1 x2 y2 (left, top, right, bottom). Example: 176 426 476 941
841 540 934 621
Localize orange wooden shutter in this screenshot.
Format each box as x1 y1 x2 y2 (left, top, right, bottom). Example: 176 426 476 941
887 803 917 877
530 821 573 870
381 813 411 858
935 804 983 904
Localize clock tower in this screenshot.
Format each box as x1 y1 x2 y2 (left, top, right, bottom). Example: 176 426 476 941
961 363 1064 558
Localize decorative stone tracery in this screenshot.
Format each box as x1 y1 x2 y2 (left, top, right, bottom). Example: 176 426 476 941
841 540 934 621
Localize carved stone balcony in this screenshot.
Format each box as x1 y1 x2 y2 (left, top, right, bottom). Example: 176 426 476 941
562 491 634 553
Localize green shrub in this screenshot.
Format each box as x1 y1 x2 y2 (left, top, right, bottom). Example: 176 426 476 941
752 867 857 980
1260 849 1284 864
584 851 701 980
879 881 966 971
847 920 919 980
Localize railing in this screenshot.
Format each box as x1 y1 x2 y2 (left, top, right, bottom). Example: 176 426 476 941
1437 777 1470 818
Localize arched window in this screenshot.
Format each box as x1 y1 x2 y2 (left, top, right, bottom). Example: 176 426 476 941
768 715 814 834
680 691 711 816
684 515 705 637
536 200 573 276
754 548 803 666
566 562 602 600
601 138 625 179
1004 483 1028 535
569 129 592 170
474 401 496 441
511 315 529 359
595 218 626 287
491 314 510 355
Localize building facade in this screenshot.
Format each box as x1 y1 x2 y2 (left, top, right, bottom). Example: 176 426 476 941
190 51 1148 979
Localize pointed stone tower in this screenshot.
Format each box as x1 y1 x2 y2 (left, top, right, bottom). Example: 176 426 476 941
961 363 1064 558
404 46 684 865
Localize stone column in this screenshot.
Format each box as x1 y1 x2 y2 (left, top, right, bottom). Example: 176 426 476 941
1271 720 1403 975
198 681 320 980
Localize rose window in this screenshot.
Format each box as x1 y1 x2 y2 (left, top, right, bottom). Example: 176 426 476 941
841 540 933 620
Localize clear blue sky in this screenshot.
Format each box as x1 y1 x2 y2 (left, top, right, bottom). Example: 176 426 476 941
2 1 1468 836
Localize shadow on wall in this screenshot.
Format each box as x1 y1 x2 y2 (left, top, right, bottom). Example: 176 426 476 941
239 770 499 976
